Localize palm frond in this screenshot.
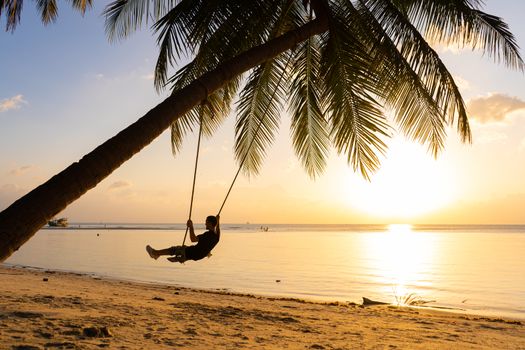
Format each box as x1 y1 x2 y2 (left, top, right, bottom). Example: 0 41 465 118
152 5 194 91
168 58 242 154
67 0 92 14
398 0 525 71
0 0 24 32
169 103 210 157
356 0 459 152
104 0 177 42
35 0 58 24
100 0 521 180
169 106 199 156
154 2 229 92
468 9 525 71
166 0 292 161
162 2 265 155
1 0 92 31
235 54 289 176
155 1 282 91
289 34 330 178
1 0 24 31
162 2 274 156
170 76 241 156
228 2 297 177
320 3 389 180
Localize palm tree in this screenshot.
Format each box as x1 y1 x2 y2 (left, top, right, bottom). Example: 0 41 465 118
0 0 522 261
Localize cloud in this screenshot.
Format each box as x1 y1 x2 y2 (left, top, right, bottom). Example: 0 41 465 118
0 95 27 113
467 93 525 123
141 74 154 80
108 180 133 191
107 180 136 199
8 165 34 176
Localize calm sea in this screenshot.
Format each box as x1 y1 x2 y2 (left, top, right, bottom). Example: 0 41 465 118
4 224 525 320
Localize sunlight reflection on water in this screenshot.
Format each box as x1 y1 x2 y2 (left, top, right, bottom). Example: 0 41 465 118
361 224 436 301
4 224 525 319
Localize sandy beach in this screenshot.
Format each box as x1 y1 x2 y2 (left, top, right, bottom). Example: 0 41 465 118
0 265 523 349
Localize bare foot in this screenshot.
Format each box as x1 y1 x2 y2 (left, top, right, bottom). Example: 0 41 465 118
146 245 159 260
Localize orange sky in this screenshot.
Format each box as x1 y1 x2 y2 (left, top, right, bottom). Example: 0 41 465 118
1 1 524 224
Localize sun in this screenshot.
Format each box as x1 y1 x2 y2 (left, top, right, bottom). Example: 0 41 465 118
342 137 457 220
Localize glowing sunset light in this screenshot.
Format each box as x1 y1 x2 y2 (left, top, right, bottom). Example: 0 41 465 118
343 137 456 219
1 1 524 225
361 224 436 301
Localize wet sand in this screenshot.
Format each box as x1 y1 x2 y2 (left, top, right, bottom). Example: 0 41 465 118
0 265 523 349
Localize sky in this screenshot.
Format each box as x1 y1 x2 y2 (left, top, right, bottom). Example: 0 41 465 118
1 1 524 225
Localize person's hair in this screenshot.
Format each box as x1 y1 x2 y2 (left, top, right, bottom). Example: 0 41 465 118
206 215 217 227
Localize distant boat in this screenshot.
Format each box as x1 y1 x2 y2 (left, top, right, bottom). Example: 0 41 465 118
48 218 68 227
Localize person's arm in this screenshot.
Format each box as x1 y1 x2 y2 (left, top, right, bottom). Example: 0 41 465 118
215 215 220 239
187 219 198 242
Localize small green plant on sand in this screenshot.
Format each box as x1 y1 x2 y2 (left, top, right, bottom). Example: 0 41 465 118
392 287 435 306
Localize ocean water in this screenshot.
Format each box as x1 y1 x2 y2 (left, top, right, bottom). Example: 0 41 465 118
4 223 525 320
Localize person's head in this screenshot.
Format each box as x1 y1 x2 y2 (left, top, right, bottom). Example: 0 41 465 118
205 215 217 229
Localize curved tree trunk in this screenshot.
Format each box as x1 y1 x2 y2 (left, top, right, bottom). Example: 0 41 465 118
0 18 328 262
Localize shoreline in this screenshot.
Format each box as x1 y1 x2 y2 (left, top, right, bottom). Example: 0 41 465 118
1 265 523 349
5 261 522 321
1 263 478 316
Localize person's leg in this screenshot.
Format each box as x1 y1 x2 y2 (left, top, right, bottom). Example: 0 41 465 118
146 245 180 260
167 255 187 263
166 246 186 263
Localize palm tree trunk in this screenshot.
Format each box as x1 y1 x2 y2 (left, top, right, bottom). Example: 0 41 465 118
0 18 328 262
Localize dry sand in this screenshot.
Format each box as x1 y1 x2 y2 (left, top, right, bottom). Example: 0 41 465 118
0 265 523 349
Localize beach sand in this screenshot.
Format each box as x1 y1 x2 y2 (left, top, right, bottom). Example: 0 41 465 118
0 265 523 349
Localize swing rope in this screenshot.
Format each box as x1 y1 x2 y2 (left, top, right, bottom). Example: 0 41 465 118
218 53 292 215
181 109 205 246
181 51 293 243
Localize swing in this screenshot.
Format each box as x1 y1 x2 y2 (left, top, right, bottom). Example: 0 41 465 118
146 55 292 263
179 95 262 248
146 56 291 263
145 54 295 264
180 55 291 249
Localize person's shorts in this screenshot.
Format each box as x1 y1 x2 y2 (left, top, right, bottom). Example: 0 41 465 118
168 245 186 260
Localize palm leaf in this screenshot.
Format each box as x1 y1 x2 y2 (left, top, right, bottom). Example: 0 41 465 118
162 2 276 156
235 54 289 176
320 3 389 180
35 0 58 24
399 0 525 71
67 0 92 14
355 0 457 153
467 10 524 71
289 34 330 178
170 76 241 156
152 4 195 92
232 1 297 177
2 0 91 31
1 0 23 31
104 0 178 42
155 1 283 91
